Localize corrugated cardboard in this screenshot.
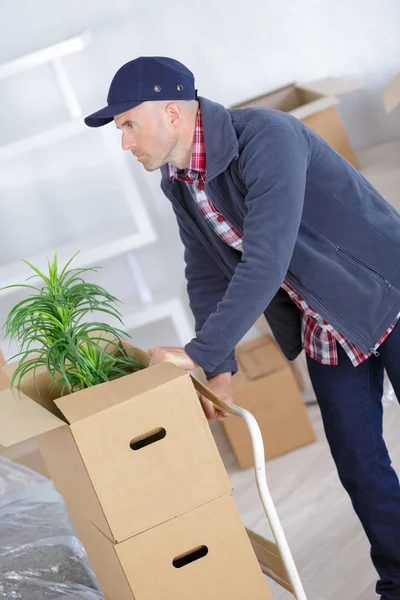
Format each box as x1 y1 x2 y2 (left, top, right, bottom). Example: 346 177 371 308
71 515 134 600
232 77 361 168
87 494 272 600
383 72 400 114
246 529 293 594
222 336 316 469
0 344 232 543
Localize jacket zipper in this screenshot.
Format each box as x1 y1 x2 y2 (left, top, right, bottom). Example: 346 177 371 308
336 246 392 289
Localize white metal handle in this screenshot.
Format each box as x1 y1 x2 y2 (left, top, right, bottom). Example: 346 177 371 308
223 401 308 600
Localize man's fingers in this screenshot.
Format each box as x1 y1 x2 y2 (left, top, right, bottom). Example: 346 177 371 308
147 346 198 371
217 410 230 422
199 396 219 420
199 396 231 421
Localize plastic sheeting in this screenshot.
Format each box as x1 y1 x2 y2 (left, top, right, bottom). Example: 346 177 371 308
0 456 103 599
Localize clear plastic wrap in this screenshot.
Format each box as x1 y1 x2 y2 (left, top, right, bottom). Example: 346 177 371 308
0 457 103 599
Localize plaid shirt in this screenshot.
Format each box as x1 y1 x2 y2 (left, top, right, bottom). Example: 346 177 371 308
169 109 397 366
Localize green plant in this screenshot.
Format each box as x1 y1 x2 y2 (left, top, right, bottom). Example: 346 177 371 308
2 252 144 395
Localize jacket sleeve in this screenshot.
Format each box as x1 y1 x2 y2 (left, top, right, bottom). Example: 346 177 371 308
185 125 309 373
172 206 238 379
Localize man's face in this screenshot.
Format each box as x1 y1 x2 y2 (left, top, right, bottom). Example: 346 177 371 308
114 102 178 172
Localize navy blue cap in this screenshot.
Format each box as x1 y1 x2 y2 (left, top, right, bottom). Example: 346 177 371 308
84 56 196 128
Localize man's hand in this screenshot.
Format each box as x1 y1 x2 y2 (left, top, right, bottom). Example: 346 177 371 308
148 347 233 422
148 346 198 371
199 372 233 422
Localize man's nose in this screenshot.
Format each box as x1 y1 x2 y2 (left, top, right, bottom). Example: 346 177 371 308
122 133 135 151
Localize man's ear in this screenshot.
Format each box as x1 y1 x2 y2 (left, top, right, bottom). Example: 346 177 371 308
166 102 182 126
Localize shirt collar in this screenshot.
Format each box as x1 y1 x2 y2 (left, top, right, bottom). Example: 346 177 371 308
168 107 206 182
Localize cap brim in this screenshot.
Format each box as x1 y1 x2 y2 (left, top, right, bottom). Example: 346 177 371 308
84 101 142 128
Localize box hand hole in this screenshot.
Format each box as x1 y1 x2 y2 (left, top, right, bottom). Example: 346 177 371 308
130 427 166 451
172 545 209 569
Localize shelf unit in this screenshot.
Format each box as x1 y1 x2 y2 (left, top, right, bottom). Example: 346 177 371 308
0 32 194 362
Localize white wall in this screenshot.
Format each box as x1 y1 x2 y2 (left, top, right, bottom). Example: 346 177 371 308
2 0 399 146
0 0 399 354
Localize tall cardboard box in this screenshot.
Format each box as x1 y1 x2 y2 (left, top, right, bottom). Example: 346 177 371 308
0 344 272 599
232 77 361 168
222 336 316 469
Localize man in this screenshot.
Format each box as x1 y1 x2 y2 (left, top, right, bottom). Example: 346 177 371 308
85 57 400 598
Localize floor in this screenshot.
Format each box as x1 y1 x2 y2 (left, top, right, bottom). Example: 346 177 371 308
209 388 400 600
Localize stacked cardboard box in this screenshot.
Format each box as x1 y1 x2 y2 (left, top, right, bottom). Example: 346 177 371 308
232 77 361 168
0 344 272 600
222 336 316 469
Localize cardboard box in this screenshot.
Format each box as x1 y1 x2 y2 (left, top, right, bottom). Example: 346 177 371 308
232 77 361 168
70 516 135 600
0 346 273 599
85 494 272 600
383 72 400 114
222 336 316 469
0 343 232 543
0 358 8 392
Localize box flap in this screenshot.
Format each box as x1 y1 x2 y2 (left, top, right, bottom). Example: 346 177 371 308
0 388 65 447
231 82 298 110
120 342 151 368
236 336 285 381
383 73 400 114
190 376 230 412
290 96 338 120
296 76 363 97
54 362 187 423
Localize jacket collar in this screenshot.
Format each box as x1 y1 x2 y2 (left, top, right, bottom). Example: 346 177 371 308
161 96 239 187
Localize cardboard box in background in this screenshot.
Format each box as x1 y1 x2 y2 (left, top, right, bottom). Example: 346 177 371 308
0 368 8 391
222 336 316 469
253 316 316 402
0 438 49 478
1 354 49 475
87 495 272 600
383 72 400 114
0 350 8 391
232 77 362 168
291 351 316 402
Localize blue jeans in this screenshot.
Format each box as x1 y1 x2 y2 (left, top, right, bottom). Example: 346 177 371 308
306 321 400 600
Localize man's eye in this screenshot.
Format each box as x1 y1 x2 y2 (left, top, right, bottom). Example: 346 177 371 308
127 123 135 130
